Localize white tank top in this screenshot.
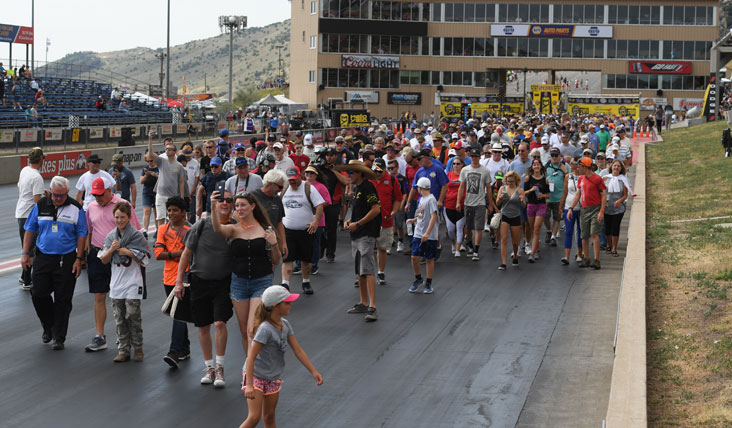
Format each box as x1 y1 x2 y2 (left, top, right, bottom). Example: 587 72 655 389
564 173 579 211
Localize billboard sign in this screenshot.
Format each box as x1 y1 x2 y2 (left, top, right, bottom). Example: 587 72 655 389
387 92 422 105
490 24 612 38
341 55 399 69
628 61 692 75
331 109 370 127
345 91 379 103
0 24 34 44
672 98 704 110
22 150 91 178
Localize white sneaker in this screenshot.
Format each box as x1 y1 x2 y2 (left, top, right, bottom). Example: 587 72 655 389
451 244 456 253
471 252 479 261
454 250 460 257
213 365 225 388
575 255 583 263
201 367 215 385
386 248 391 255
397 242 406 253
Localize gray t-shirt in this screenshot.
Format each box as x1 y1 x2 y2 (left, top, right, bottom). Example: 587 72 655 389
154 157 186 198
251 189 285 227
249 319 294 380
185 217 236 280
459 165 491 207
225 173 263 196
414 194 438 241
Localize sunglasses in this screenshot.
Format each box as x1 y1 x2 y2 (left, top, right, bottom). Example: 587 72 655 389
52 192 68 198
275 183 284 190
205 146 215 149
453 162 463 166
551 153 560 157
211 165 221 168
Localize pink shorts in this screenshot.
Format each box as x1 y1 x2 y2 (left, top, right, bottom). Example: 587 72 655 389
526 203 547 218
242 369 283 395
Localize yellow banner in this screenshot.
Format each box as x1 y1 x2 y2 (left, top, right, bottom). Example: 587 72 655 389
531 85 562 114
440 100 524 117
567 103 639 117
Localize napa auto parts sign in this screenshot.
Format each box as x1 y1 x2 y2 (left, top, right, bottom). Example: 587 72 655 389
628 61 692 75
21 150 91 178
490 24 612 38
341 55 399 69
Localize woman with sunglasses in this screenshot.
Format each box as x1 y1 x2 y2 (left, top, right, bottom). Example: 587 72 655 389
443 157 466 257
559 157 584 265
523 159 550 262
495 170 526 269
602 160 629 257
210 191 280 356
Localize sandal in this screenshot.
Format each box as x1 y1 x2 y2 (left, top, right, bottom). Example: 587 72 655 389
612 251 619 257
606 248 612 254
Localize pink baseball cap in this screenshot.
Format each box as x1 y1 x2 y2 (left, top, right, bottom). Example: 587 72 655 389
262 285 300 307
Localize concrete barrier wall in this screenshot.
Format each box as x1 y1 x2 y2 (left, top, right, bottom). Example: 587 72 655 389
604 142 647 427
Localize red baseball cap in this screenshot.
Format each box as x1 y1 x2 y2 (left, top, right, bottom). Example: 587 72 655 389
286 166 300 178
90 177 107 196
453 140 464 149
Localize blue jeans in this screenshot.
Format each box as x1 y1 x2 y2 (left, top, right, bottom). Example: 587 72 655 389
295 226 324 270
563 209 582 250
599 221 607 246
164 285 189 353
188 195 197 224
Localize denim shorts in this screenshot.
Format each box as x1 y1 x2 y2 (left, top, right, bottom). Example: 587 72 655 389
142 192 155 208
230 273 273 301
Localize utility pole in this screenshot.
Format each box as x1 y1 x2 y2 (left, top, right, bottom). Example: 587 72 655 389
31 0 34 72
155 52 166 96
219 15 247 104
166 0 171 100
276 45 284 86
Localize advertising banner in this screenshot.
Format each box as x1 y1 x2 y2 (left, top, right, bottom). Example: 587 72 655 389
89 127 105 139
440 95 524 118
0 130 15 143
162 124 174 135
345 91 379 103
112 146 164 168
703 73 717 121
44 128 63 141
628 61 692 75
109 127 123 138
640 97 668 110
176 124 187 134
490 24 611 38
0 24 34 44
387 92 422 105
22 150 91 178
341 55 399 69
20 129 38 142
673 98 704 110
568 96 639 117
331 110 370 127
531 85 562 114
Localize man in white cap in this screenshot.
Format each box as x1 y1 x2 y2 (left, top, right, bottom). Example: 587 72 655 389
538 136 552 164
273 142 295 173
303 134 317 161
16 147 45 290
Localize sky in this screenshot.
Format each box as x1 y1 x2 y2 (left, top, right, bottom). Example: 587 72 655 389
2 0 291 65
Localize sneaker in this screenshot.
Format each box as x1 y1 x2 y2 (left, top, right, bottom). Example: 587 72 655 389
397 242 407 253
21 283 32 291
492 240 499 250
423 284 433 294
113 352 130 362
364 307 378 322
326 257 335 263
498 264 506 270
377 273 386 285
534 252 540 260
550 238 557 247
347 303 369 314
281 283 290 291
561 258 569 265
579 258 590 268
419 257 426 265
511 257 519 266
85 335 107 352
545 231 551 243
292 266 302 275
525 242 532 254
51 340 64 351
454 250 461 257
213 366 225 387
484 224 491 233
471 252 479 261
42 330 52 344
163 351 180 369
575 255 583 263
302 282 314 295
201 367 216 384
592 259 601 270
133 348 144 362
311 266 319 275
409 278 423 293
178 350 191 361
528 254 535 263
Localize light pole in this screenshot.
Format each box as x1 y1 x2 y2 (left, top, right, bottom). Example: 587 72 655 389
166 0 171 100
155 52 166 97
219 15 247 103
45 38 50 78
522 67 528 113
31 0 34 72
275 45 284 86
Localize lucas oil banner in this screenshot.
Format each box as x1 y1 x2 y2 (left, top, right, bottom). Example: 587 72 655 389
567 96 640 118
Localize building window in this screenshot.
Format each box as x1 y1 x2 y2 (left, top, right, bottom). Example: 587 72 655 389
662 5 714 25
322 34 368 53
302 31 306 42
309 70 316 83
302 0 304 9
311 1 317 14
310 35 317 49
605 74 708 90
662 40 710 60
322 68 399 88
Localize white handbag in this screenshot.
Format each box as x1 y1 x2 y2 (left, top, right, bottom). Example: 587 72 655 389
489 212 502 230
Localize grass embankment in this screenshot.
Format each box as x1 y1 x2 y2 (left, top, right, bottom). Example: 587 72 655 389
647 120 732 427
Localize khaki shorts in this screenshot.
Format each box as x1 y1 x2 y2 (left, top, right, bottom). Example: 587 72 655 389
580 205 602 240
376 227 393 250
352 237 376 276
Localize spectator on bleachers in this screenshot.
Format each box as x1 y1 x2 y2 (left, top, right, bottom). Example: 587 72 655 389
30 79 39 93
11 78 21 110
111 87 119 101
96 96 107 111
0 62 6 77
35 89 47 107
119 99 130 114
0 75 5 106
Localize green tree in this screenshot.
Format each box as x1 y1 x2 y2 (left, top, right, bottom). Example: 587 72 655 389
233 86 261 108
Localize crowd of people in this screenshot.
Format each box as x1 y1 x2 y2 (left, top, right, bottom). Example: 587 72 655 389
15 112 637 426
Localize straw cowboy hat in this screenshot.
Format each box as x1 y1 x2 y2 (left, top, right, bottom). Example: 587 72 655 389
334 160 376 179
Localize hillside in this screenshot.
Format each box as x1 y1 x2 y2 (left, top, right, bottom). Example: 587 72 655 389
54 20 291 99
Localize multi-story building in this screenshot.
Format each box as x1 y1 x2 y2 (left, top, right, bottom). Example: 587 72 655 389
290 1 719 119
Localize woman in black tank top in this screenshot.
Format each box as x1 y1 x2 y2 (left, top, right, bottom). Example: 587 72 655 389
211 190 280 354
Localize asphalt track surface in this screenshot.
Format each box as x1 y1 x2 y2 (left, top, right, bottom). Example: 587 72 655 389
0 168 625 427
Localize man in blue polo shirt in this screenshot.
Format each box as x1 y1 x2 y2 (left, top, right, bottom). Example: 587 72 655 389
21 176 88 350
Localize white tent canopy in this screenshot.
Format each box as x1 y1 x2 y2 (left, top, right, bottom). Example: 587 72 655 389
253 94 308 115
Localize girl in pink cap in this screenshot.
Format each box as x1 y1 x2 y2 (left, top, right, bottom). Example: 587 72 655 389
240 285 323 428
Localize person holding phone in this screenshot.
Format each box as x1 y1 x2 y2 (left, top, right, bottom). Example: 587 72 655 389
197 157 231 218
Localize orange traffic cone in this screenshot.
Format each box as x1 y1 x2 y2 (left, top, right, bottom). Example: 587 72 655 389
632 127 637 138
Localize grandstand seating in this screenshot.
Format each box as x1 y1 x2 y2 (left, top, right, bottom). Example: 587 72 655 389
0 76 172 129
